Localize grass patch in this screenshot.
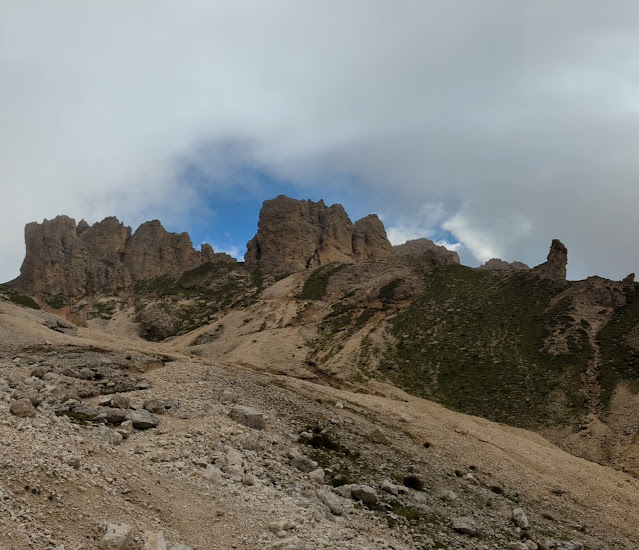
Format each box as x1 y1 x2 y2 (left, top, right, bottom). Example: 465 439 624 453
381 265 588 430
298 263 348 300
0 284 41 309
402 475 425 491
597 283 639 408
379 278 404 303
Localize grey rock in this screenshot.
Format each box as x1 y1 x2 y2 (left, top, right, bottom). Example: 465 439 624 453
125 409 159 429
268 537 306 550
110 394 130 409
318 490 343 515
351 485 378 505
10 398 36 418
451 516 481 536
228 406 266 430
369 427 390 445
512 507 530 529
290 455 318 473
101 523 133 550
92 426 124 445
143 532 167 550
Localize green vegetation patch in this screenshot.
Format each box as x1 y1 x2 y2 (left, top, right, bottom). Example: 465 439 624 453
379 278 404 303
0 284 41 310
381 265 588 430
131 262 256 338
597 283 639 408
298 263 348 300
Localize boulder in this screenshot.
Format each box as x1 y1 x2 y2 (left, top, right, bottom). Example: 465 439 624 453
10 398 36 418
143 532 167 550
101 523 133 550
318 490 343 515
228 406 266 430
125 410 159 429
512 507 530 528
451 516 481 536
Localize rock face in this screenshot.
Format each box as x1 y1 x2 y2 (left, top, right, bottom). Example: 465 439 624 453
15 216 235 299
393 238 460 268
245 196 394 274
533 239 567 280
352 215 394 261
479 259 530 271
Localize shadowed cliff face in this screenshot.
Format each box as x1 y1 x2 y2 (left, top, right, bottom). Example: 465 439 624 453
14 216 234 298
244 196 395 274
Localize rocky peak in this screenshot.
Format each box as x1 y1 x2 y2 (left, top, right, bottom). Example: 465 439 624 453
352 215 393 261
245 196 394 274
478 259 530 271
15 216 234 299
393 238 461 268
533 239 568 280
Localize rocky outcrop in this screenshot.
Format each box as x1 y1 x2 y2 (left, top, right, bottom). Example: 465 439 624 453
393 238 460 268
533 239 567 280
245 196 393 274
352 215 393 261
478 259 530 271
15 216 234 299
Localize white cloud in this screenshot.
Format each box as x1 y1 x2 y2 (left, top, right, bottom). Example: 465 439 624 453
2 2 639 280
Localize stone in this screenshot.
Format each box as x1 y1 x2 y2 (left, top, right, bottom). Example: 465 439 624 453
68 403 103 421
268 537 306 550
125 409 159 429
335 484 378 505
110 394 130 409
242 474 257 486
92 426 124 445
451 516 481 536
290 455 318 474
308 468 325 483
99 408 128 425
144 532 167 550
369 427 390 445
507 543 529 550
10 399 36 418
350 485 378 505
143 398 165 414
381 479 400 495
138 308 178 342
228 406 266 429
512 507 529 529
318 491 343 515
170 546 192 550
101 523 133 550
533 239 567 280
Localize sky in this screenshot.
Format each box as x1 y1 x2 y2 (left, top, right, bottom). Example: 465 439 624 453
2 1 639 282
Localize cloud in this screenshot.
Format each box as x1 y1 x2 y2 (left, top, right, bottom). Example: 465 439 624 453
2 2 639 281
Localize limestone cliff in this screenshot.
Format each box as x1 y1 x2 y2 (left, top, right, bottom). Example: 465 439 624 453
245 196 394 274
15 216 234 299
